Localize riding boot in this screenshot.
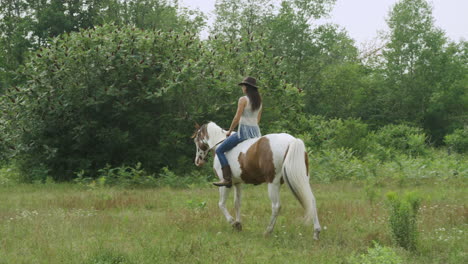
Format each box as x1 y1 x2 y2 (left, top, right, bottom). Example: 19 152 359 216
213 165 232 188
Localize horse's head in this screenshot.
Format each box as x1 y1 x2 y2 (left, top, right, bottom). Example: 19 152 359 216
192 122 228 167
192 123 210 167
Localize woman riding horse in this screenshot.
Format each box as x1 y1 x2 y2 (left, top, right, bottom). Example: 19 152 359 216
213 77 263 188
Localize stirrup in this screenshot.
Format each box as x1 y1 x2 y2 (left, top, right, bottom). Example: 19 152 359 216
213 180 232 188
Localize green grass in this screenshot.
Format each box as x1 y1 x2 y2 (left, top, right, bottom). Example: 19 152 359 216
0 179 466 264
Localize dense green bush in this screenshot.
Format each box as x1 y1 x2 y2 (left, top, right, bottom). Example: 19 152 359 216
444 128 468 154
2 24 212 180
369 124 427 156
320 118 369 155
386 191 421 251
276 116 369 154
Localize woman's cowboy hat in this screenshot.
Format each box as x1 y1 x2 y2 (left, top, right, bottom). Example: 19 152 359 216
238 76 258 89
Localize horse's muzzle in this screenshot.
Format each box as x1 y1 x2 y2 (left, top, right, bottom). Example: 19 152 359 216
195 158 206 167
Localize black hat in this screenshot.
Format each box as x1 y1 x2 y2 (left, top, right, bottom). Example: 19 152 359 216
238 76 258 89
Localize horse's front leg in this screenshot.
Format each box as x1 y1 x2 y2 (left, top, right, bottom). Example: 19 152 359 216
218 186 235 225
265 183 281 236
232 183 242 231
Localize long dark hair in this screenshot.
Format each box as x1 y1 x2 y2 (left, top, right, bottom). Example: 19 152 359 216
245 85 262 111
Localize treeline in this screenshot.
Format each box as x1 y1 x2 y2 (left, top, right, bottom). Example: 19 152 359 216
0 0 466 181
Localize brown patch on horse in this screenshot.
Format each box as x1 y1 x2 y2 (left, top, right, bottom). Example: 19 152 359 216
200 124 209 140
238 137 275 185
192 124 209 140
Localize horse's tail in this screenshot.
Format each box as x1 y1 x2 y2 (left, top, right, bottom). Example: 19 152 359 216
282 138 321 239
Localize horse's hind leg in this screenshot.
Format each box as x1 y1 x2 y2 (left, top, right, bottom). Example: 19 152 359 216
232 183 242 231
264 183 281 236
218 187 235 225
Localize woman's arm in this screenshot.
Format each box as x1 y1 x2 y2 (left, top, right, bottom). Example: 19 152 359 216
227 97 247 136
257 108 262 124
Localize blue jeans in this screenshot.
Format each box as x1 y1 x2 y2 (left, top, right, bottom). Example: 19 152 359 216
216 133 245 167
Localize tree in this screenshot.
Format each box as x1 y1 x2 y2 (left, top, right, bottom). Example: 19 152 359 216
0 0 33 91
380 0 467 142
382 0 445 123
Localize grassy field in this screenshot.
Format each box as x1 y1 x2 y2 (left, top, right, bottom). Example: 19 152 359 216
0 179 466 264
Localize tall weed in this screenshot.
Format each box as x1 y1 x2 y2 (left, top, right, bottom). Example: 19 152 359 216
386 191 421 251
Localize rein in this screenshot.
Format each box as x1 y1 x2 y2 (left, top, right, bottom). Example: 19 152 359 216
210 138 226 150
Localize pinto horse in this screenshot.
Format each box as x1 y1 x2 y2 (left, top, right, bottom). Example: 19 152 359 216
193 122 321 239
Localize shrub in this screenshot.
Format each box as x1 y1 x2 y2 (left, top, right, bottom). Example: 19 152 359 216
308 148 365 182
322 118 369 155
347 242 403 264
290 116 369 154
386 191 421 251
370 124 427 156
444 128 468 154
1 24 209 181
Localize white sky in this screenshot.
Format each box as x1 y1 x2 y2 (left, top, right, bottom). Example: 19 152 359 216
180 0 468 45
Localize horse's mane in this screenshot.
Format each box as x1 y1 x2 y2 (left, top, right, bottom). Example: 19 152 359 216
191 122 226 146
206 122 226 142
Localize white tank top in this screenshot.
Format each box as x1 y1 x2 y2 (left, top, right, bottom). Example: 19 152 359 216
238 96 262 139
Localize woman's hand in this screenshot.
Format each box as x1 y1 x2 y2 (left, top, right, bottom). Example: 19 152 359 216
226 130 232 137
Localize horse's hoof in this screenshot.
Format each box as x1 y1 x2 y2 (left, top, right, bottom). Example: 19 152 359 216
313 229 321 240
232 221 242 231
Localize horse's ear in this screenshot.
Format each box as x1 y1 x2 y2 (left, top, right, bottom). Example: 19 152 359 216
191 122 200 139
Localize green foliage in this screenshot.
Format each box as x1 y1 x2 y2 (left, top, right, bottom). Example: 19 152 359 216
369 124 427 156
386 191 421 251
0 163 21 186
2 24 208 180
74 165 210 189
309 148 364 182
0 0 467 184
96 163 156 188
158 167 211 188
321 118 369 155
380 0 467 141
272 115 369 155
0 0 202 90
444 128 468 154
347 242 403 264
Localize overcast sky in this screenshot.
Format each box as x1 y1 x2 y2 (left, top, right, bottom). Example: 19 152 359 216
180 0 467 45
